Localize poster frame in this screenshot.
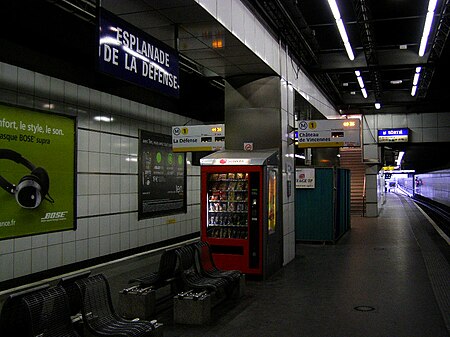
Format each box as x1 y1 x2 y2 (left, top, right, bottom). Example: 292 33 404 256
138 129 187 220
0 103 77 241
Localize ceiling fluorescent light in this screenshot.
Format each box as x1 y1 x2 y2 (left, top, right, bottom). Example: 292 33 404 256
390 80 403 85
375 103 381 109
355 70 367 98
428 0 438 12
357 76 365 89
396 151 405 166
361 88 368 98
411 85 418 96
344 42 355 60
416 66 422 73
413 73 421 86
328 1 355 61
327 0 341 20
418 0 438 57
336 19 349 43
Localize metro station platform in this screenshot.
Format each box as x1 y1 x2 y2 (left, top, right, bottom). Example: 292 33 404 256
134 192 449 337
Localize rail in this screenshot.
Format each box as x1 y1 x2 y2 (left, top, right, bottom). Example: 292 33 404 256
411 195 450 240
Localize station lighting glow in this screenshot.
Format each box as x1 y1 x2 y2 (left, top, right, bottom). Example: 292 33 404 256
419 0 439 57
396 151 405 167
94 116 114 122
355 70 368 98
375 103 381 109
327 0 355 60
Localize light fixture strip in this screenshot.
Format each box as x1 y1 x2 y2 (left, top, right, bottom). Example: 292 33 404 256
327 0 355 60
411 67 422 96
355 70 368 98
361 87 368 98
418 0 439 57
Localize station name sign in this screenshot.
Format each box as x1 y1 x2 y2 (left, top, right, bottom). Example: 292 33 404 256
297 119 361 148
98 8 179 97
378 128 409 143
172 124 225 152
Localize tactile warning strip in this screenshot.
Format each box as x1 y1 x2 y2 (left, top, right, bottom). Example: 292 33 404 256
401 197 450 333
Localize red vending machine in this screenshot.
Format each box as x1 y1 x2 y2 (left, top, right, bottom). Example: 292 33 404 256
200 149 282 277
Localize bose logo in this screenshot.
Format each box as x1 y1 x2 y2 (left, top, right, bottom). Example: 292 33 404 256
41 211 68 222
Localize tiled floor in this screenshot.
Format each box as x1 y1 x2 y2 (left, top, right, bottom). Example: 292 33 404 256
106 193 449 337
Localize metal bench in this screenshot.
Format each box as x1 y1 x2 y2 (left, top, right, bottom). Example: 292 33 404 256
21 286 81 337
75 273 162 337
174 244 230 294
128 248 178 289
0 284 50 337
193 241 242 283
58 270 92 316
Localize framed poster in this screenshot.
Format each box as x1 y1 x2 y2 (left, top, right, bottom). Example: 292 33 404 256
0 104 76 240
296 168 315 188
138 130 186 219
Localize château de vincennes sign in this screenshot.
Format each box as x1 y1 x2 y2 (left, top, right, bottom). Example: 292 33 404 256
297 119 361 148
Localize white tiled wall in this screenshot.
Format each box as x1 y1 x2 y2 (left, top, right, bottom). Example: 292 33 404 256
196 0 339 120
0 61 201 282
280 79 296 266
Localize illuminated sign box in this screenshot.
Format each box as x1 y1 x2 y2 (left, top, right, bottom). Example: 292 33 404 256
297 119 361 148
172 124 225 152
98 9 179 97
378 128 409 143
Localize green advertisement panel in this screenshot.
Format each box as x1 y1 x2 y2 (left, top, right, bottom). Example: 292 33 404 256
0 105 76 240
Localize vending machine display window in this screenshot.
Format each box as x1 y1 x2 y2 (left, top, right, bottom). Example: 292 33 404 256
207 172 249 240
267 169 277 234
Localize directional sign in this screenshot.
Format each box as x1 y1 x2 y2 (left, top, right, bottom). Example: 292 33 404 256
378 128 409 143
172 124 225 152
297 119 361 148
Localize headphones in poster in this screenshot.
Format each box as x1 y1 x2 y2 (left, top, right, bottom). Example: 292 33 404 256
0 149 54 209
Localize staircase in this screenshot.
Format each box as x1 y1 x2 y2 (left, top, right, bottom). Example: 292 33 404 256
339 148 366 216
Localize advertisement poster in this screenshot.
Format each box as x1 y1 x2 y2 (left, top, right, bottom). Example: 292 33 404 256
268 169 277 234
0 105 76 240
296 168 315 188
138 130 186 219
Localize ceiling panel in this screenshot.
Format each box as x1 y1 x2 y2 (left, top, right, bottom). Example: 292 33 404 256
119 10 172 28
101 0 150 15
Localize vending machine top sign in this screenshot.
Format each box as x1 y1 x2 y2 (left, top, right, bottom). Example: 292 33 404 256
200 149 278 166
297 119 361 148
